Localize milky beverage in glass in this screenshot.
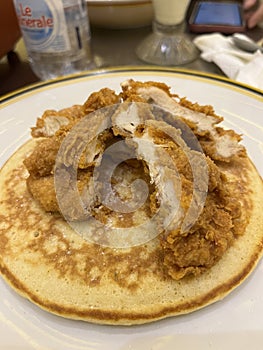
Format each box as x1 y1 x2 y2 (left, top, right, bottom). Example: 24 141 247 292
136 0 197 65
153 0 190 25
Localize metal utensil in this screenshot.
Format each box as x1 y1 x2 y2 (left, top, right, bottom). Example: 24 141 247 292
232 33 263 53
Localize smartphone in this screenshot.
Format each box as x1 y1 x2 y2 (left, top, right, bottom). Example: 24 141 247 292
188 1 246 34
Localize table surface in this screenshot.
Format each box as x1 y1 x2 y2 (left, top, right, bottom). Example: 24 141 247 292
1 24 263 97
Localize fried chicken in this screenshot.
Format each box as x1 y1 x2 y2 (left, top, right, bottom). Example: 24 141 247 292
23 81 248 280
121 80 246 162
161 165 236 280
24 138 60 177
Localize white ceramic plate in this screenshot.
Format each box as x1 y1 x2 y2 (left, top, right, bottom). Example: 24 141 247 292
0 67 263 350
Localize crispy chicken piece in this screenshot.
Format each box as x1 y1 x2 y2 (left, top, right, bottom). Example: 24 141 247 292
121 80 245 162
27 88 120 177
162 198 234 280
27 168 94 216
83 87 120 114
31 88 120 139
24 138 60 177
31 105 86 138
161 161 237 280
121 80 175 100
25 88 125 218
27 174 59 212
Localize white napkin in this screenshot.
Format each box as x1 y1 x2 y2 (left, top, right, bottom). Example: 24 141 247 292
193 33 263 90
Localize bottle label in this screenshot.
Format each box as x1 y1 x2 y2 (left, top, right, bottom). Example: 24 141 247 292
13 0 72 53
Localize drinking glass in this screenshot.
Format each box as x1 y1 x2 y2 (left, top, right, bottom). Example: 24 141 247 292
136 0 198 65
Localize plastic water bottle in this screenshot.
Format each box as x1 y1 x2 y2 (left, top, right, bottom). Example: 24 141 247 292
13 0 93 80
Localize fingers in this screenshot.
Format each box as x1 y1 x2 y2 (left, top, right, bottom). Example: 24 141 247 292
243 0 258 10
246 3 263 28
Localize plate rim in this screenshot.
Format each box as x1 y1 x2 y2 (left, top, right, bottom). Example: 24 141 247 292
1 66 263 106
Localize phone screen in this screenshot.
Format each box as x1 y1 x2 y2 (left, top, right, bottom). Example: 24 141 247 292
193 2 242 26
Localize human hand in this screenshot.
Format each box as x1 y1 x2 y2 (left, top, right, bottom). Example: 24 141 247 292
243 0 263 28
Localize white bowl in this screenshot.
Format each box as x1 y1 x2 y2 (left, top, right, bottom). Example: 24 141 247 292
87 0 154 29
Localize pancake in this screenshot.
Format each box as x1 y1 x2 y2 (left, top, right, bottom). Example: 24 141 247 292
0 81 263 325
